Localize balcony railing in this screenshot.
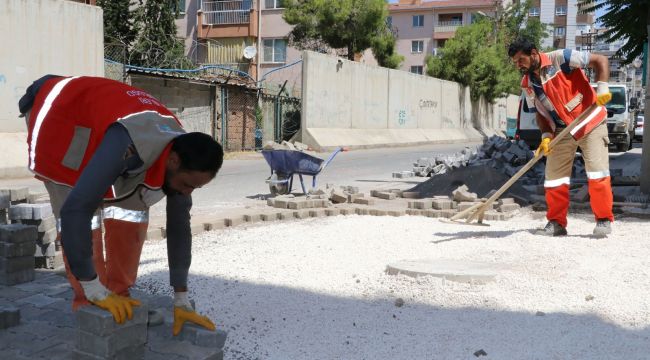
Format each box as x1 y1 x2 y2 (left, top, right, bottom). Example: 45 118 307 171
434 20 463 33
202 0 252 25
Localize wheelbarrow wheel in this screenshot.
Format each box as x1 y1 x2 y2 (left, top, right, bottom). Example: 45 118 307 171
269 173 290 195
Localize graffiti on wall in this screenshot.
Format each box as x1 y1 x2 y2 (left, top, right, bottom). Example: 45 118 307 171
418 99 438 109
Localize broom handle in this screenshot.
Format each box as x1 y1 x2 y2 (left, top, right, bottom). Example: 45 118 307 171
452 104 600 222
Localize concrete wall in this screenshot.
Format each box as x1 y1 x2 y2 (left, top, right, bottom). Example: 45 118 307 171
300 51 519 150
0 0 103 178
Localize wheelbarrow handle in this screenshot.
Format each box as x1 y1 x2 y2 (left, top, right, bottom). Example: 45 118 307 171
320 147 344 171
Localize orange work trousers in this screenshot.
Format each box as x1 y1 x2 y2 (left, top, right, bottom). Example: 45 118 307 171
45 182 148 310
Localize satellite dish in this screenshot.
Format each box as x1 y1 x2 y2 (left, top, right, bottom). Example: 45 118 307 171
243 46 257 59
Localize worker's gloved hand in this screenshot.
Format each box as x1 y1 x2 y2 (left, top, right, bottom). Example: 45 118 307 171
79 277 141 324
535 133 553 157
173 292 216 336
596 81 612 106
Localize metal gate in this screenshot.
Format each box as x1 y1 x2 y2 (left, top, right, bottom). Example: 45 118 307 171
220 86 258 151
261 94 301 144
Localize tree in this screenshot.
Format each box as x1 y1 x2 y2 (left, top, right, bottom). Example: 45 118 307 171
578 0 648 64
130 0 191 68
98 0 137 45
371 25 404 69
425 0 547 102
283 0 400 64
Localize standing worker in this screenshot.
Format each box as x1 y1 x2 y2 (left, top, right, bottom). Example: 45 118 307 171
508 38 614 237
19 75 223 334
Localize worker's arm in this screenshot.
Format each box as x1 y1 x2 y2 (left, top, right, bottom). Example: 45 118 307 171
166 193 216 335
588 53 610 83
563 49 611 105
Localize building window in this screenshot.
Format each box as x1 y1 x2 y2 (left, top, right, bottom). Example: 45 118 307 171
529 7 540 16
410 66 424 75
265 0 284 9
555 26 566 37
555 5 567 16
412 15 424 27
411 40 424 53
263 38 287 63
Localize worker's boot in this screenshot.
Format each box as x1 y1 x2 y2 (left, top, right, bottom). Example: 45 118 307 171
534 221 567 236
593 219 612 237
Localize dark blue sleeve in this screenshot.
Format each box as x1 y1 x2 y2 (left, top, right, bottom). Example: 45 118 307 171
560 49 572 74
60 124 133 281
166 193 192 288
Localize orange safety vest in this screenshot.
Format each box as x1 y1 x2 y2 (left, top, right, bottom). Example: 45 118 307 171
26 76 185 200
521 50 606 139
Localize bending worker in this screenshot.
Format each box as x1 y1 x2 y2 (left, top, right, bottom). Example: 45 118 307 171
19 75 223 334
508 38 614 237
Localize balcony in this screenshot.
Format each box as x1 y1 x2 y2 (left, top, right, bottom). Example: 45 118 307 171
433 20 462 39
202 0 252 25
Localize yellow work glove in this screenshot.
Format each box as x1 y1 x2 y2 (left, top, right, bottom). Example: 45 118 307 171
535 134 552 157
173 292 216 336
596 81 612 106
79 277 141 324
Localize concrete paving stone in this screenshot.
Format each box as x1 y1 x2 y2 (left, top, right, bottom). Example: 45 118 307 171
0 268 35 285
484 211 505 221
144 350 185 360
312 199 330 208
277 212 292 220
353 197 375 206
149 322 227 349
16 293 59 307
76 325 147 358
0 223 38 244
338 208 354 216
369 209 388 216
204 219 225 231
72 344 145 360
440 210 457 218
224 217 244 227
387 210 406 217
386 259 507 284
147 337 223 360
293 210 310 219
260 213 280 221
423 210 444 218
330 191 348 204
347 193 364 203
273 199 290 209
31 342 73 360
21 216 56 233
0 241 36 257
0 256 35 273
406 209 423 216
13 303 56 322
8 204 34 220
3 348 33 360
498 198 515 205
432 199 453 210
371 191 396 200
458 202 480 212
498 203 521 213
31 204 53 220
26 192 50 204
190 223 204 236
0 326 38 352
0 192 10 209
400 191 420 199
325 208 341 216
309 209 326 218
243 214 261 222
0 209 7 225
286 200 307 210
0 305 20 329
76 303 148 337
4 187 29 202
355 208 370 215
38 306 76 327
266 198 276 207
16 329 70 357
410 200 433 209
0 285 31 301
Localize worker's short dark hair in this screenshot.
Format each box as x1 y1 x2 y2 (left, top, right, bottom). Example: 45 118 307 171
172 132 223 177
508 37 538 58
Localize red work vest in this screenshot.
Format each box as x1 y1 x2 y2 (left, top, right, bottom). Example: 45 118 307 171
26 76 184 200
521 51 606 139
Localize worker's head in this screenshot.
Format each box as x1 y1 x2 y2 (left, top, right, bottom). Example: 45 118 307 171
164 132 224 196
508 37 540 75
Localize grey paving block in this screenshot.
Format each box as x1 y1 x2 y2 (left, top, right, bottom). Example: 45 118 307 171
330 191 348 204
0 241 36 257
293 210 310 219
31 203 53 220
406 209 423 216
287 200 307 210
260 213 279 221
0 306 20 329
0 256 35 273
266 198 276 207
0 192 10 209
353 197 375 206
37 226 57 245
347 193 364 203
73 344 145 360
309 209 326 218
401 191 420 199
369 209 388 216
22 216 57 233
204 219 225 231
273 199 290 209
498 203 521 213
4 187 29 202
0 224 38 244
76 325 147 358
371 191 396 200
76 303 148 336
387 210 406 217
34 242 56 257
147 337 223 360
224 217 244 227
324 208 340 216
338 208 354 215
355 208 370 215
149 322 227 349
32 342 73 360
0 285 31 301
17 293 59 307
432 199 453 210
8 204 34 220
243 214 261 222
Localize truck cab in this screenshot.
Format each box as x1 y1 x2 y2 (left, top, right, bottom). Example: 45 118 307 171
592 83 634 152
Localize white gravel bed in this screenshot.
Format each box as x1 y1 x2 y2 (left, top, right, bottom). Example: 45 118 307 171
136 213 650 360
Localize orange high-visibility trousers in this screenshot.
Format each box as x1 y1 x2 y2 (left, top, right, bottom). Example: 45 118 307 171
544 122 614 228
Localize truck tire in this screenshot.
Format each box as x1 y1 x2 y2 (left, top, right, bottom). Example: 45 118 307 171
616 134 631 152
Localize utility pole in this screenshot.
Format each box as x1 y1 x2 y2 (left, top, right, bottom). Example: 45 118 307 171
642 15 650 193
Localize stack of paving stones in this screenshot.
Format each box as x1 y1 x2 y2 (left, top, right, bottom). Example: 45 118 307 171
0 224 37 285
8 200 59 270
0 271 226 359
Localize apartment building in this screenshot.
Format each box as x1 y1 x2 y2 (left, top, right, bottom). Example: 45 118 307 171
527 0 594 50
387 0 498 75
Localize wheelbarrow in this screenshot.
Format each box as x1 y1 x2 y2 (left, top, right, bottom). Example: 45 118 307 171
262 147 343 195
